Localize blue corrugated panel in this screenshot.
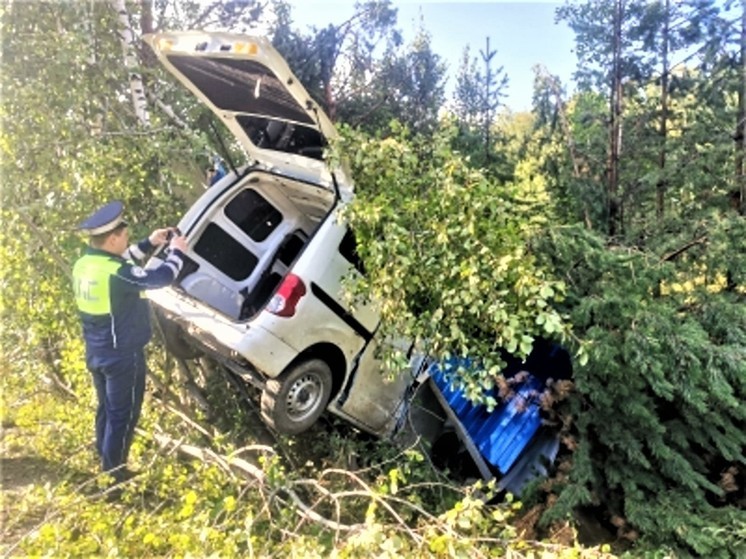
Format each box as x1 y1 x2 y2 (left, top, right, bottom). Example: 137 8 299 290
429 358 543 474
498 430 560 497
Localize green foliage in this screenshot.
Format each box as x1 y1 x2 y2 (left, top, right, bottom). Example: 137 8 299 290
272 1 446 134
335 110 744 555
3 371 614 558
526 10 745 551
534 224 745 557
536 90 610 230
0 1 211 396
451 41 511 176
335 122 572 398
271 1 400 118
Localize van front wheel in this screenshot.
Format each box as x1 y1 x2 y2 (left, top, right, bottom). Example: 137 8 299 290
261 359 332 435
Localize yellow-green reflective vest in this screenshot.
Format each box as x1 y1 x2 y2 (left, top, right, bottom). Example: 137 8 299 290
73 253 122 315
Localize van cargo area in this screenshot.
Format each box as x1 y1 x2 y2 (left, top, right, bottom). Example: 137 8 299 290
171 170 336 321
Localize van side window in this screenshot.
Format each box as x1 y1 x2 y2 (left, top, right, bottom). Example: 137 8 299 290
339 228 366 275
225 189 282 242
194 223 258 280
276 232 306 266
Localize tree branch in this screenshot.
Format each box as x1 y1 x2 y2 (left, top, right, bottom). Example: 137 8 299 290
150 432 360 532
660 235 707 262
146 91 190 130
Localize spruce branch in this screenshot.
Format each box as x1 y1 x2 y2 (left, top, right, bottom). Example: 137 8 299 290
660 235 707 262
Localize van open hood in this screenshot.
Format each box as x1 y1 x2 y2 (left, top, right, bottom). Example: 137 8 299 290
144 31 352 196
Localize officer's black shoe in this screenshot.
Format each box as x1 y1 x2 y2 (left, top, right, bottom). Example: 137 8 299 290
104 485 124 503
111 467 139 485
102 468 139 501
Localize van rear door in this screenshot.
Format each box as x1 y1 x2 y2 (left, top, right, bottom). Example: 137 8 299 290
144 31 353 198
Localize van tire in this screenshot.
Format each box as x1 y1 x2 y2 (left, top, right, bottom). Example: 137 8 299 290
261 359 332 435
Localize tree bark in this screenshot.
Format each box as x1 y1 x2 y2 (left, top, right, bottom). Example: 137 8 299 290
736 1 746 215
608 0 624 236
657 0 670 219
140 0 153 34
111 0 150 127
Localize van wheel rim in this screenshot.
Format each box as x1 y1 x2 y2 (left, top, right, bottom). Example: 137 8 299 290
285 374 322 421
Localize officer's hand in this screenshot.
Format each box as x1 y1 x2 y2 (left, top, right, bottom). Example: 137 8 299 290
169 235 188 253
149 227 178 246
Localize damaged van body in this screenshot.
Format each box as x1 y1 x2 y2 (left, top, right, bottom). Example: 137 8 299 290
144 31 568 494
144 31 412 437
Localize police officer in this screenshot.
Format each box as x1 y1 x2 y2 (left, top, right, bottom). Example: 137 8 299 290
72 200 187 486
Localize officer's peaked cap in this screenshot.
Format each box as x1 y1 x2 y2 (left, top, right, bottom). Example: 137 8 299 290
78 200 128 236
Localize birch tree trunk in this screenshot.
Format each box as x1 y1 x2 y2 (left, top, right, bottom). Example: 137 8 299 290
111 0 150 127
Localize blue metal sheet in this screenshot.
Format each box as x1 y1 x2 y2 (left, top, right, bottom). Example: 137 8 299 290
498 429 561 497
429 358 543 474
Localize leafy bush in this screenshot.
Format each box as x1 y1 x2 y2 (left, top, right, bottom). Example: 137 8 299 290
335 122 573 401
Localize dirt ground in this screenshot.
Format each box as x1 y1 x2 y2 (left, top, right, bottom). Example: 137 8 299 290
0 424 65 556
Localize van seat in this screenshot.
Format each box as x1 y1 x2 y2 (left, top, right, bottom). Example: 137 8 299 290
181 273 243 319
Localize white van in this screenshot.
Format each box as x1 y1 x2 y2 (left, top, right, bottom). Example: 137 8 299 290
144 31 413 436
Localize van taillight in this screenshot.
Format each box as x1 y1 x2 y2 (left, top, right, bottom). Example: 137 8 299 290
266 274 306 317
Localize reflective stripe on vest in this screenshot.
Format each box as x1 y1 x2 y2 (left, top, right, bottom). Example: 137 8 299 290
72 254 122 315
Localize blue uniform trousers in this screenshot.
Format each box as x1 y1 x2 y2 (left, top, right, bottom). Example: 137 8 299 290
88 350 147 482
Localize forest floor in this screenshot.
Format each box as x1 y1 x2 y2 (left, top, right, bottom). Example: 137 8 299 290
1 422 60 555
1 400 620 557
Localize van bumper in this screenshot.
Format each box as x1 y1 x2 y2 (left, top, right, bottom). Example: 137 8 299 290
233 320 298 378
148 287 297 379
